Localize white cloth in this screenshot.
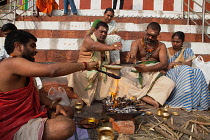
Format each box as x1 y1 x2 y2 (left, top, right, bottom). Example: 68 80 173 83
13 118 47 140
118 65 175 105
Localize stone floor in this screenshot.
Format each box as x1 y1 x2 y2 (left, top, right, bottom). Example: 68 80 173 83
73 100 210 140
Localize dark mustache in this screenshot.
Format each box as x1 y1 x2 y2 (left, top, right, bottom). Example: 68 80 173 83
144 38 156 44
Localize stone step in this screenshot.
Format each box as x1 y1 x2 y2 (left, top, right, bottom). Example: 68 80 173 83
1 37 210 54
0 30 205 42
16 16 210 25
7 21 210 35
34 50 210 63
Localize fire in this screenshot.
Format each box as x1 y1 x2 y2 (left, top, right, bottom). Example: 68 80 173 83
109 79 119 101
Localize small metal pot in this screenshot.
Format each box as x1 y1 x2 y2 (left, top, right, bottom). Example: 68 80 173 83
98 127 114 140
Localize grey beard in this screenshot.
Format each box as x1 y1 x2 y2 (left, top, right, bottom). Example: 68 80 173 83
144 37 157 45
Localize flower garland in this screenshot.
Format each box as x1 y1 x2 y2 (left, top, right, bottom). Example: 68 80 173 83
141 38 159 60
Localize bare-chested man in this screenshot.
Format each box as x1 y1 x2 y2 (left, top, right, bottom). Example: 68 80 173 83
0 30 98 140
67 21 122 106
117 22 175 108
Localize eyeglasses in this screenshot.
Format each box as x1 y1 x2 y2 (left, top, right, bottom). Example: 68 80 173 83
171 41 182 43
145 33 158 39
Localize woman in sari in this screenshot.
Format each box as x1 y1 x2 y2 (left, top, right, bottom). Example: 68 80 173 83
166 31 210 111
86 7 122 65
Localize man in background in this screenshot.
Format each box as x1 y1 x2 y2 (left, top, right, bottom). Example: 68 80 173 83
0 23 17 61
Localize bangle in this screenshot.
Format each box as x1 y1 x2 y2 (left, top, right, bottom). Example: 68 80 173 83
83 62 87 70
50 100 57 109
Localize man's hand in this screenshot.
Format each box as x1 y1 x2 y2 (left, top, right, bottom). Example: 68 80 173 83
159 70 167 75
167 62 179 70
54 104 67 116
126 52 136 64
111 42 122 50
87 61 98 71
134 64 148 72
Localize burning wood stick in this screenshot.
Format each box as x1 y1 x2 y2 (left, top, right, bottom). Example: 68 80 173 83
162 119 206 140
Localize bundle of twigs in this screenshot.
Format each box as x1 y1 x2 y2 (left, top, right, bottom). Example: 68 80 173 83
143 116 209 140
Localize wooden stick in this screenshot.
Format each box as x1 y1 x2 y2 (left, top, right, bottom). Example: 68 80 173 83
196 124 203 133
189 124 194 140
146 123 177 140
171 117 174 125
162 119 205 140
159 123 179 139
178 120 190 139
190 120 210 126
135 121 143 134
194 124 198 134
199 124 210 134
149 121 162 130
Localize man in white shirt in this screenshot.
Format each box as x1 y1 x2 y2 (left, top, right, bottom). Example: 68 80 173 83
0 23 17 61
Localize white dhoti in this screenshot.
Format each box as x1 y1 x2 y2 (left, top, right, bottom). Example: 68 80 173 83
117 66 175 105
67 69 119 106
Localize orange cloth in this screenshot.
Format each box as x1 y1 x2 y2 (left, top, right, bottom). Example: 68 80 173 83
0 78 47 140
36 0 58 14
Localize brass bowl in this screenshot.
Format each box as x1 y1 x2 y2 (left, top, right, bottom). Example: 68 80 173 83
145 111 153 115
171 112 180 116
156 109 163 116
162 112 170 119
79 117 99 129
87 117 97 124
161 108 168 112
98 127 114 140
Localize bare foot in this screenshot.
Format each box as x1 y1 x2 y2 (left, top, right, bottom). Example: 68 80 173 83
66 87 78 99
142 96 160 108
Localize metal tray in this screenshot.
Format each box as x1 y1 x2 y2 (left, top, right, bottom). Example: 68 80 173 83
106 111 143 120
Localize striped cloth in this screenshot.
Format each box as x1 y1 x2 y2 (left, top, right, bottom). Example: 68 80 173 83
166 48 210 111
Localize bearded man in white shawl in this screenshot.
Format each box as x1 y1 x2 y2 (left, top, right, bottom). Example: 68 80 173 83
67 21 122 106
121 22 175 108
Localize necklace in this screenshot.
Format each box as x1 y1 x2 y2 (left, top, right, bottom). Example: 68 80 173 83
141 38 159 60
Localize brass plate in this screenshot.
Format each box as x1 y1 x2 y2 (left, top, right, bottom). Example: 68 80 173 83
104 65 123 70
